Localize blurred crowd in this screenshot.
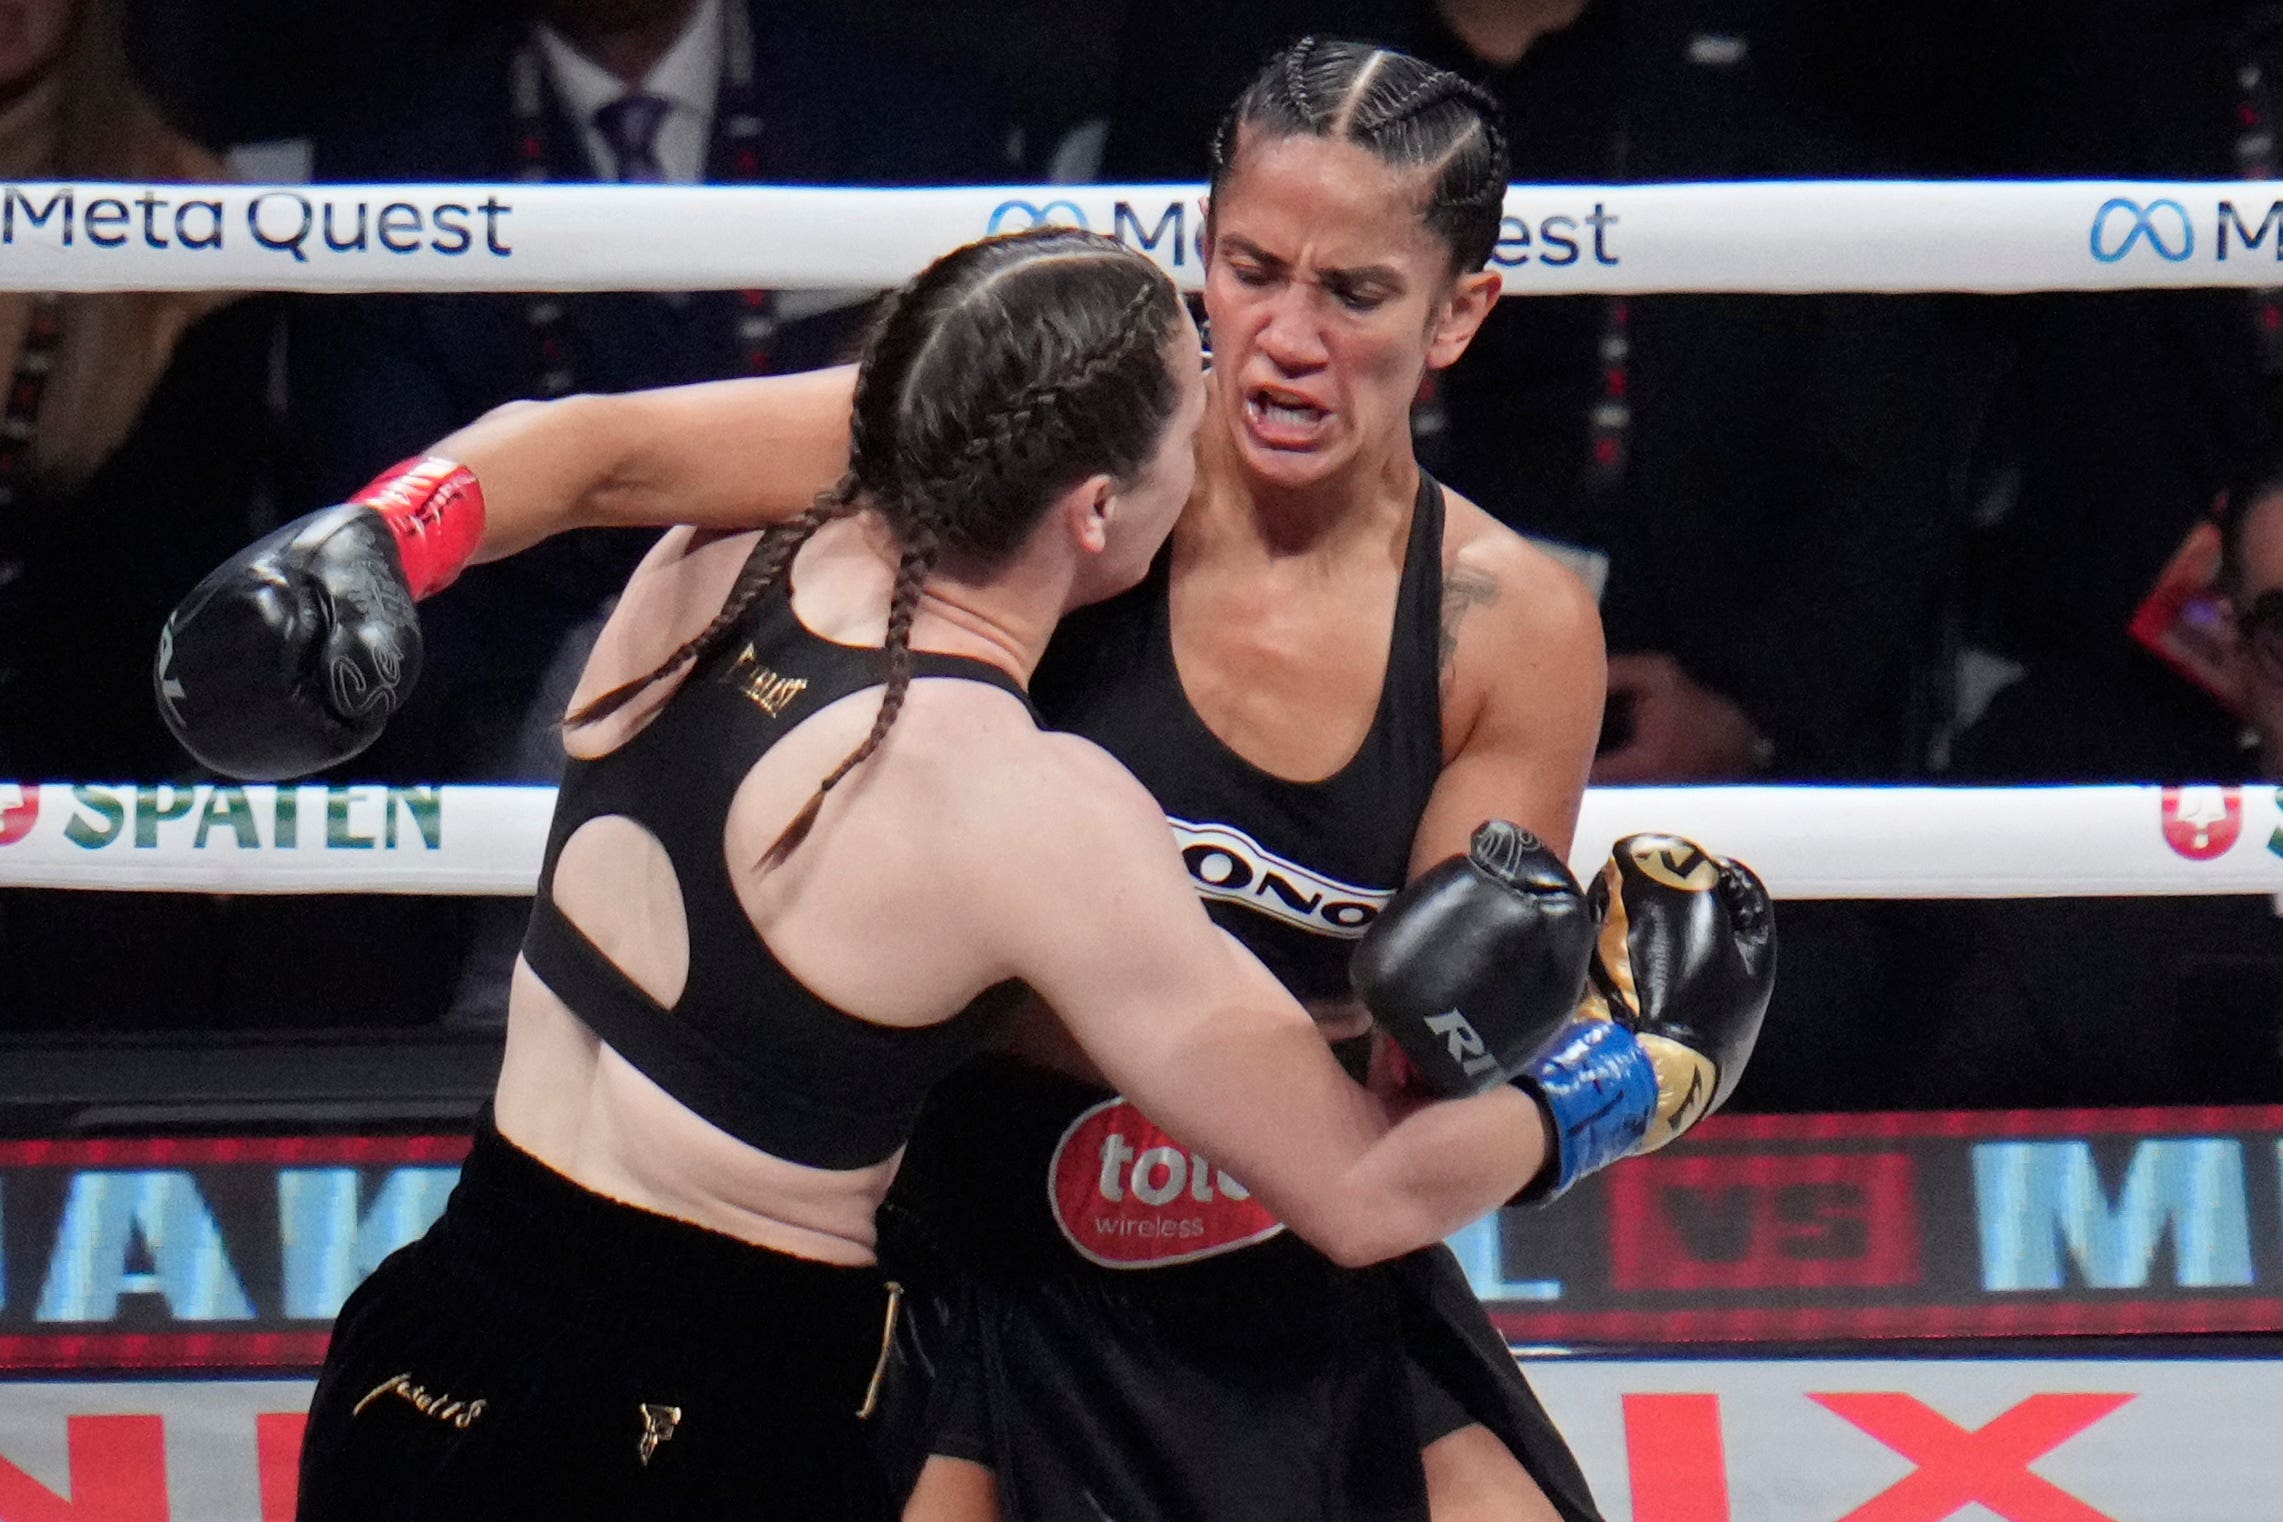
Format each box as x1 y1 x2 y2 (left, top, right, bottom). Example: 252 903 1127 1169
0 0 2277 1111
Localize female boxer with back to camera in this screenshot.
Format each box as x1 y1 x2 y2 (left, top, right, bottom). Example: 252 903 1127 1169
161 49 1778 1517
157 227 1635 1520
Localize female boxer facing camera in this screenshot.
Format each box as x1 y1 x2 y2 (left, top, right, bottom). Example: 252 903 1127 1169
162 228 1617 1521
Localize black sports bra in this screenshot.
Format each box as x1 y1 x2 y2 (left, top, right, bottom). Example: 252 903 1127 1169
521 584 1032 1169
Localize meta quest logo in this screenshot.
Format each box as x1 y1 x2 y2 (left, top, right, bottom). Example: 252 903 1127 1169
985 195 1620 271
2090 194 2283 266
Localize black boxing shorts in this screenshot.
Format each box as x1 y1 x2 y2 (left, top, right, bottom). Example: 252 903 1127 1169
871 1055 1604 1522
296 1114 899 1522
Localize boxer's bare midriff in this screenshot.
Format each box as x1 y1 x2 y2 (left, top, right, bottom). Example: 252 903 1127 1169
495 960 898 1266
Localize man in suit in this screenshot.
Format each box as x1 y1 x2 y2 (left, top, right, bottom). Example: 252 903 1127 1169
283 0 1015 1022
290 0 1015 782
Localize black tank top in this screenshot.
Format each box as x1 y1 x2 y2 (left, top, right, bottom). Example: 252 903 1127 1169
1032 472 1449 1001
878 476 1452 1284
520 583 1030 1170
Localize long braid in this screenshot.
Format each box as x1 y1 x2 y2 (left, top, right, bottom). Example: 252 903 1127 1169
750 227 1177 869
761 516 941 867
564 482 859 729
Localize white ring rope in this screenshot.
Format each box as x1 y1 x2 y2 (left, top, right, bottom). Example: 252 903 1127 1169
8 183 2275 905
0 180 2275 294
0 783 2274 899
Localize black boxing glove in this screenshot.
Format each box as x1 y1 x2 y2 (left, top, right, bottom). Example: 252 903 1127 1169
155 458 485 781
1583 833 1776 1153
1478 834 1777 1201
1349 820 1598 1097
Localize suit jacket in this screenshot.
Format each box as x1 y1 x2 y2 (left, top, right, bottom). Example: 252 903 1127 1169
284 3 1017 783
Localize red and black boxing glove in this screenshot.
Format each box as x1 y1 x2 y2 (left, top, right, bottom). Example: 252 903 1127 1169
154 458 485 781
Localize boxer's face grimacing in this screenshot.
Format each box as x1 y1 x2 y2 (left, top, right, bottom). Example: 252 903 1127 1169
1202 132 1494 494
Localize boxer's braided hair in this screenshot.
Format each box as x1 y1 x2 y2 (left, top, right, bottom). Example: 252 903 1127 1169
569 227 1184 865
1208 38 1510 277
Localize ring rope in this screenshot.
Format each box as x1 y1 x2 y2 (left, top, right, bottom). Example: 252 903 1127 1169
0 179 2268 294
0 783 2274 899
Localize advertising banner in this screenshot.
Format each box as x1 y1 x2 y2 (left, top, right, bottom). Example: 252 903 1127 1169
3 782 2277 899
2 1110 2281 1372
0 1360 2271 1521
12 180 2283 296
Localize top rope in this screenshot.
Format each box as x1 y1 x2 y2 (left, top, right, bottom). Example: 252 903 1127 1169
0 180 2275 294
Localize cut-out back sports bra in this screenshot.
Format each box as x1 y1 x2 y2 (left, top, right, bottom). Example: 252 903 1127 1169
521 583 1033 1169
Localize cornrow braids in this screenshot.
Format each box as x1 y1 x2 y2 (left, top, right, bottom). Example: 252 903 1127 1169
563 482 861 729
1283 35 1321 125
1356 71 1464 137
1390 74 1510 214
1325 46 1392 139
1210 38 1512 276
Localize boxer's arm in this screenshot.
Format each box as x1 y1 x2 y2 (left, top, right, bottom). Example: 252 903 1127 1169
433 367 858 561
1410 501 1605 871
979 739 1546 1267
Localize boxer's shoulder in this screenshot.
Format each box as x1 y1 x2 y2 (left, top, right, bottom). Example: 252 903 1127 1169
1434 492 1604 717
892 702 1154 843
1438 489 1597 619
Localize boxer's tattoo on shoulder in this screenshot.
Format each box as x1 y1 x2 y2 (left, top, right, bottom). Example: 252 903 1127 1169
1439 565 1500 696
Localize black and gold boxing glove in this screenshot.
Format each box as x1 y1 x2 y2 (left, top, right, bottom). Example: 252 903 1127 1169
1582 833 1776 1153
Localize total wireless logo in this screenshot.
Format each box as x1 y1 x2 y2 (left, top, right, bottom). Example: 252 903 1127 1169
1049 1097 1285 1268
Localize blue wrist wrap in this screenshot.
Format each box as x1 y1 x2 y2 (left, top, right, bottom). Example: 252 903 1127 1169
1515 1017 1658 1199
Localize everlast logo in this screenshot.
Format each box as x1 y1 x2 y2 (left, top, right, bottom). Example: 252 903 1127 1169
1168 818 1392 937
1050 1097 1286 1268
726 645 809 717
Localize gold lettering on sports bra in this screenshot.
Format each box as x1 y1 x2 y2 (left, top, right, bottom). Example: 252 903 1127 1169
638 1402 682 1466
725 643 810 717
353 1371 487 1429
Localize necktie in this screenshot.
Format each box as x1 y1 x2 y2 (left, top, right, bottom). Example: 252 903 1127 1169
594 92 670 183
